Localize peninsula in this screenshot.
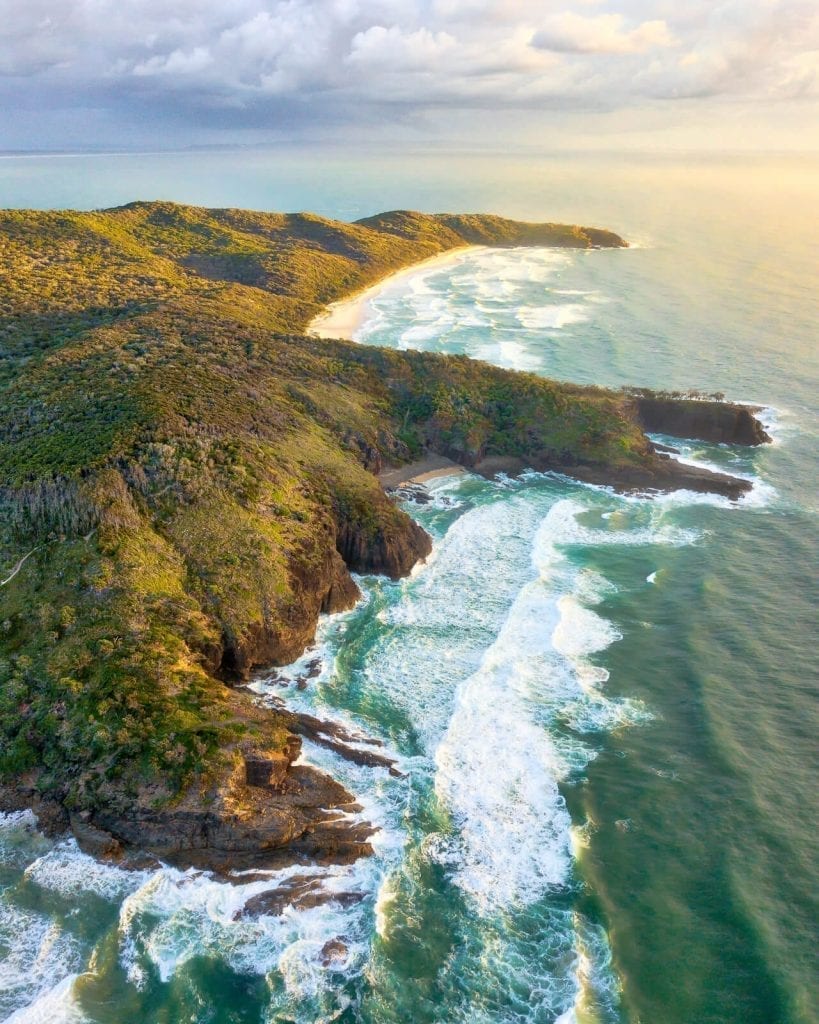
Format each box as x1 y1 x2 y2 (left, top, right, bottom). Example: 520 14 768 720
0 202 770 869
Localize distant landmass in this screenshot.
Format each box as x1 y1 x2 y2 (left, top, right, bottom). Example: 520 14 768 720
0 201 769 870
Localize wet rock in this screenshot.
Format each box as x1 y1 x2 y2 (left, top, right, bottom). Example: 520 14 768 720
236 875 365 919
321 938 349 966
392 483 433 504
567 457 753 500
335 514 432 580
281 710 403 776
0 784 69 837
70 816 123 860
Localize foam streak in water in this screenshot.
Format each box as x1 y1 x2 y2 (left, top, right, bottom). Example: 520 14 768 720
433 498 652 912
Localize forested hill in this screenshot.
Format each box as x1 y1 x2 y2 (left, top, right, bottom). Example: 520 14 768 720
0 203 761 868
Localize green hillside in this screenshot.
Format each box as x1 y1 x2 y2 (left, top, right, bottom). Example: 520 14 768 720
0 202 666 855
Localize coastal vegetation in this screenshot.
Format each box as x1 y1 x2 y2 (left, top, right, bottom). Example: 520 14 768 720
0 202 765 863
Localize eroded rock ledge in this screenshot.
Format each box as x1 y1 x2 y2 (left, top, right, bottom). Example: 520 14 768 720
629 393 771 446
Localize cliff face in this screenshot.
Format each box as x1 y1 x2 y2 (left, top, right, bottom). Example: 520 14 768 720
216 548 361 680
335 515 432 579
631 395 771 445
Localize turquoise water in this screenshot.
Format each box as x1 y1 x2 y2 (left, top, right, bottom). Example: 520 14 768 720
0 153 817 1023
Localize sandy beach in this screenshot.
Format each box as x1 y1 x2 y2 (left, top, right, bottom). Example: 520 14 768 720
378 454 466 488
308 245 483 341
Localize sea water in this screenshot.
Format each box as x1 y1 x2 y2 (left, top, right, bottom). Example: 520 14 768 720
0 152 817 1024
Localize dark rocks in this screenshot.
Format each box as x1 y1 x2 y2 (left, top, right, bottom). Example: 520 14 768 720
630 395 771 446
335 515 432 580
236 875 365 918
343 431 383 474
473 455 526 478
290 712 404 777
70 815 124 860
216 490 431 686
0 785 68 836
391 483 433 504
566 456 752 500
321 552 361 614
217 550 360 683
321 938 349 966
472 448 752 500
244 752 291 789
264 655 325 692
259 699 403 778
89 761 376 874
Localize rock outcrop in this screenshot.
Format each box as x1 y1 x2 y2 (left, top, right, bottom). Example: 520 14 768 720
218 547 362 681
467 450 753 499
630 394 771 445
335 512 432 579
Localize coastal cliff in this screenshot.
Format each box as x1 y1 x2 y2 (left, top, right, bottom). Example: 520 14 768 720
629 392 771 445
0 202 770 869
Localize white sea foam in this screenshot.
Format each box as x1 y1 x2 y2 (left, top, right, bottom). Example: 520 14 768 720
0 903 84 1023
117 857 375 996
358 493 547 750
516 303 589 330
355 245 595 366
552 595 621 662
495 338 541 371
432 497 659 913
23 840 149 902
0 810 52 869
0 809 37 832
754 403 792 445
657 450 778 509
544 496 699 548
2 974 88 1024
433 593 573 908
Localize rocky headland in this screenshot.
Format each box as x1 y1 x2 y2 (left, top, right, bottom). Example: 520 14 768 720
0 202 770 871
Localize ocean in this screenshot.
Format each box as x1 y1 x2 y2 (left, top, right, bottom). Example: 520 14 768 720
0 150 817 1024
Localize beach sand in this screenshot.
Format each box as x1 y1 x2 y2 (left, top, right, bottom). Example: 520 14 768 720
307 245 483 341
379 455 466 489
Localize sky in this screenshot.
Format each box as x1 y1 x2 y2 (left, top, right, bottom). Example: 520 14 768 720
1 0 817 153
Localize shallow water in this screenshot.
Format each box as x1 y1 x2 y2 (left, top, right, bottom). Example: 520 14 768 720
1 152 817 1023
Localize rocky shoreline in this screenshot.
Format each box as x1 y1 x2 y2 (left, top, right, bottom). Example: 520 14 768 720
0 201 773 884
1 393 770 875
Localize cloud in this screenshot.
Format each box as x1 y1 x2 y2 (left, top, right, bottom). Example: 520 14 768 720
347 25 457 70
531 13 675 55
0 0 816 148
133 46 213 77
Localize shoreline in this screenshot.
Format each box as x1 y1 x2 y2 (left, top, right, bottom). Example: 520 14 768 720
308 245 483 341
379 455 467 489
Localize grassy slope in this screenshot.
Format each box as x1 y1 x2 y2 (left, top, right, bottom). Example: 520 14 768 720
0 202 643 816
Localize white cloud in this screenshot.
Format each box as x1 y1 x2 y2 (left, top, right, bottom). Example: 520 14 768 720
347 25 457 69
133 46 213 77
0 0 816 147
532 13 675 55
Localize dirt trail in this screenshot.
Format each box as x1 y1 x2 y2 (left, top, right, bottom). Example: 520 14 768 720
0 547 39 587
